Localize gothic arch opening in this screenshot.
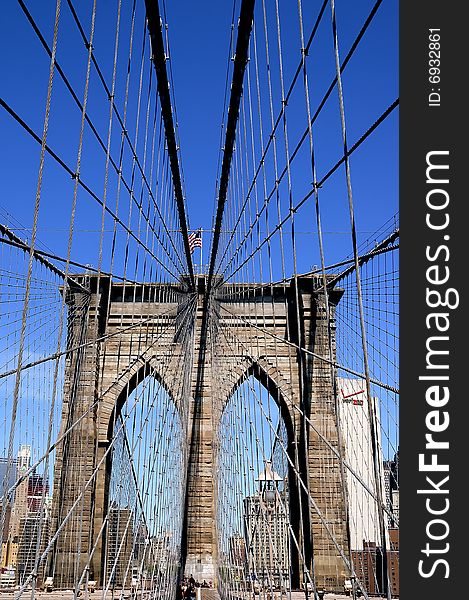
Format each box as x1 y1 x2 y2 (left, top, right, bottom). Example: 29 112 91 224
107 361 179 439
101 368 186 595
216 371 299 598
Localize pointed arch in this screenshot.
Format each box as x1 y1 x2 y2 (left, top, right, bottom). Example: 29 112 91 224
218 355 298 444
97 352 184 445
99 360 186 590
215 355 307 590
105 360 178 444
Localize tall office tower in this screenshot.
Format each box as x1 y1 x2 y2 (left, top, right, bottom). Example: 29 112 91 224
16 511 51 586
337 378 387 550
9 446 31 540
105 504 134 588
243 463 290 590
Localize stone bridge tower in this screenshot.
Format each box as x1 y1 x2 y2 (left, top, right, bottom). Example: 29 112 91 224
50 274 349 591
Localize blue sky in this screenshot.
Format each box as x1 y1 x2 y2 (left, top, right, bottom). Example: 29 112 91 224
164 0 399 274
0 0 398 280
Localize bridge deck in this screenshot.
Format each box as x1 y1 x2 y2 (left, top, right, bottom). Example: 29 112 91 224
200 589 222 600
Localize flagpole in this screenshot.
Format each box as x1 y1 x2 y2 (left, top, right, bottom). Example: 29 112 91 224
199 228 203 277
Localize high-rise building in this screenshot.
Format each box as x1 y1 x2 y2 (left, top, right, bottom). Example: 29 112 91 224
383 461 392 525
243 462 289 589
383 451 399 528
351 542 381 595
105 504 134 588
133 520 148 567
1 503 12 568
338 380 399 597
150 533 170 573
16 446 31 471
27 474 49 513
8 446 31 541
337 378 386 550
388 528 399 597
0 458 17 500
391 490 399 525
16 512 50 586
229 535 246 565
227 536 246 583
1 457 18 573
1 447 51 585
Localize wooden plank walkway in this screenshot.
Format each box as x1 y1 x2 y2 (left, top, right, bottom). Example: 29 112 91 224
200 588 222 600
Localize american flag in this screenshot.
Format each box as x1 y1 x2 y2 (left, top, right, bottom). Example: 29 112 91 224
188 229 202 253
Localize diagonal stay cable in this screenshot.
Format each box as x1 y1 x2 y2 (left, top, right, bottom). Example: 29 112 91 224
327 229 399 287
0 223 87 293
216 0 384 276
0 297 192 380
215 0 328 277
219 304 398 394
0 97 181 281
0 234 155 286
16 0 185 278
224 98 399 282
179 5 257 517
216 324 368 598
216 239 399 299
330 1 391 594
0 0 63 551
223 333 397 527
63 0 186 273
0 293 195 509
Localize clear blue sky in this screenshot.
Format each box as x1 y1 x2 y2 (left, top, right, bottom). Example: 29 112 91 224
0 0 398 279
166 0 399 274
